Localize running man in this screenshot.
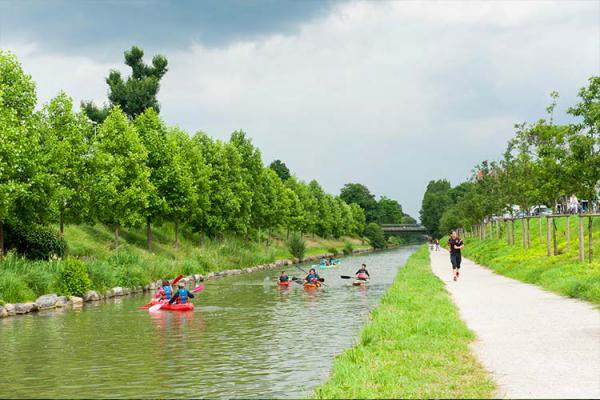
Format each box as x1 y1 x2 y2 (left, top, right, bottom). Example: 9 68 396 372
447 231 464 281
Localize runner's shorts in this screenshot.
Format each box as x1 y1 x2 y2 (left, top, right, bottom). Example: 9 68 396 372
450 253 462 269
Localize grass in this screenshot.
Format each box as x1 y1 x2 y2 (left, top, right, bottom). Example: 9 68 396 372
463 216 600 305
0 223 369 304
313 246 495 399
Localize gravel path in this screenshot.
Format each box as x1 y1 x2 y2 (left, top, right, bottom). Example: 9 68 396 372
429 248 600 399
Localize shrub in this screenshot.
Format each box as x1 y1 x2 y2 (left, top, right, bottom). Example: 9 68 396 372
5 223 66 260
115 265 147 288
59 258 92 296
365 223 386 249
87 261 118 292
342 242 354 255
287 234 306 262
0 272 35 303
327 247 339 257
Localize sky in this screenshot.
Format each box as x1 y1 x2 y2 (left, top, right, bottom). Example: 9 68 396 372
1 0 599 219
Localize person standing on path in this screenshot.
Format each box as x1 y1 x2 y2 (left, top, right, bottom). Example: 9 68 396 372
447 231 464 281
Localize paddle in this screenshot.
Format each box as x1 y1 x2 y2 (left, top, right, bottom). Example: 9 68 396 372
192 284 205 293
172 274 184 286
341 275 369 281
149 301 165 312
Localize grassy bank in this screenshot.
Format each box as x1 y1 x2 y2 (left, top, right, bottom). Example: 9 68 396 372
314 246 495 399
0 223 368 304
462 216 600 305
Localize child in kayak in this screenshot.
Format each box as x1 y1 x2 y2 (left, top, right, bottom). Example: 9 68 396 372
305 268 320 284
355 264 370 280
169 281 195 304
155 279 173 302
279 271 290 282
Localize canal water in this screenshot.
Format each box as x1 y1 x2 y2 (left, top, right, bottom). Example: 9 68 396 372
0 246 418 399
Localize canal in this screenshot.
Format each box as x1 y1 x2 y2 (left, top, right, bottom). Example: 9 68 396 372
0 246 418 398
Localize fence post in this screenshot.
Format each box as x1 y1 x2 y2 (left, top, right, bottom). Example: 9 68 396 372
546 217 551 256
511 219 515 245
496 220 500 239
552 218 557 256
567 215 571 250
521 218 526 249
526 218 531 248
588 216 593 264
579 215 585 262
506 219 511 244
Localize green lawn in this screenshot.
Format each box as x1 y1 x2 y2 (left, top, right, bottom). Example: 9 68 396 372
463 216 600 305
314 246 495 399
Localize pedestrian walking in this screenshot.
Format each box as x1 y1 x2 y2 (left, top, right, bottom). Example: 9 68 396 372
447 230 464 281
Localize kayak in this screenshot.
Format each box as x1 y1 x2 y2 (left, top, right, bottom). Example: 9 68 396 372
353 280 367 286
277 280 292 287
304 282 321 289
140 299 194 311
316 260 341 269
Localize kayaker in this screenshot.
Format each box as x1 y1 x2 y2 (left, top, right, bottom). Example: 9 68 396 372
320 258 328 267
155 279 173 302
305 268 320 284
355 264 370 280
169 281 195 304
279 271 290 282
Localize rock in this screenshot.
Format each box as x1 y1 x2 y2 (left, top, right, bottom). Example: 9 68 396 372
111 287 124 297
83 290 101 302
0 306 7 318
4 304 15 316
144 284 151 292
244 268 253 274
15 302 37 314
35 294 58 310
206 272 215 279
194 274 205 281
55 296 70 307
69 296 83 306
227 269 241 276
104 290 114 299
121 287 130 295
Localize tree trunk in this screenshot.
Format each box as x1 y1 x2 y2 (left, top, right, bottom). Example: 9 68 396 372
565 215 570 253
579 215 585 262
506 220 510 244
496 220 500 239
552 218 557 256
115 224 120 247
588 216 593 263
526 218 531 249
511 219 515 245
0 221 4 257
521 218 526 249
286 228 290 240
59 207 65 237
175 221 180 249
546 218 551 256
146 218 152 251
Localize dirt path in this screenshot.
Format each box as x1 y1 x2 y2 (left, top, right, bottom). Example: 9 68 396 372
429 248 600 399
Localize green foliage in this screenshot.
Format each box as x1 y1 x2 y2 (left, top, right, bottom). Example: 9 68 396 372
287 234 306 262
365 223 386 249
269 159 291 181
342 241 354 255
59 258 92 296
314 247 495 399
340 183 379 223
374 196 404 224
0 272 35 303
419 179 453 238
5 223 66 260
327 247 339 257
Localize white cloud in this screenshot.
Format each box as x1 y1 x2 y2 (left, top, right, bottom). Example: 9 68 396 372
3 0 598 218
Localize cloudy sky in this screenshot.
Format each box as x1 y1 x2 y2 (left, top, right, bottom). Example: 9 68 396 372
1 0 598 218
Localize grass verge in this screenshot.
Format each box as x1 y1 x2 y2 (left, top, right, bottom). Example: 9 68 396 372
313 245 495 399
462 216 600 305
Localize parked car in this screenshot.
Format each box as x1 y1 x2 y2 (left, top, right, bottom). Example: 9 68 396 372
530 205 552 216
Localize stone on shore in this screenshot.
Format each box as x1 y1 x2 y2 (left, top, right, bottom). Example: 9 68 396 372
111 287 124 297
0 306 7 318
15 302 37 314
69 296 83 306
35 294 58 310
4 304 15 316
83 290 101 302
55 296 70 307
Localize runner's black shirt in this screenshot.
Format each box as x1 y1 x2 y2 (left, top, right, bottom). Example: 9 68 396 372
448 238 463 254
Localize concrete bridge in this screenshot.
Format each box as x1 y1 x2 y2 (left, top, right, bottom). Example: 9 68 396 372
381 224 428 234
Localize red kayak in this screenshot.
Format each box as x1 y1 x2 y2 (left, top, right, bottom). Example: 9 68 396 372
139 299 194 311
277 280 292 287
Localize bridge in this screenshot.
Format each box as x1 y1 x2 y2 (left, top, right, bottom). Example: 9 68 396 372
381 224 428 233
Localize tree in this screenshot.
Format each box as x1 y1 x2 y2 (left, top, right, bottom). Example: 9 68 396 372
375 196 404 224
269 159 291 181
349 203 366 236
401 214 417 224
365 223 386 249
88 107 152 244
420 180 453 238
41 92 91 235
340 183 379 222
83 46 168 122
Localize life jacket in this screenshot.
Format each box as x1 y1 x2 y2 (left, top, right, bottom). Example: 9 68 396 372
163 285 172 300
279 275 289 282
177 288 188 304
307 273 318 283
357 272 368 280
320 259 326 265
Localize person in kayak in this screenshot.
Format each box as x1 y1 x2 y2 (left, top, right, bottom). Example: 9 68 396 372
305 268 320 284
169 281 195 304
355 264 370 280
155 279 173 302
279 271 290 282
320 258 328 267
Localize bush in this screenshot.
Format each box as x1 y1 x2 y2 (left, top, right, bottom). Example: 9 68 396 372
5 223 66 260
59 258 92 296
343 242 354 255
365 223 386 249
0 272 35 303
327 247 339 257
115 264 147 288
287 234 306 262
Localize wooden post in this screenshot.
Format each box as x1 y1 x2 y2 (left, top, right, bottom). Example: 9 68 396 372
539 216 543 243
506 219 511 244
566 215 570 253
521 218 526 249
526 218 531 249
579 215 585 262
511 219 515 245
588 216 593 263
483 222 487 240
552 218 557 256
546 217 551 256
496 220 500 239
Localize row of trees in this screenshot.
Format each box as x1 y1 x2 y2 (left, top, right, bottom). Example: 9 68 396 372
420 76 600 238
339 183 416 225
0 49 368 255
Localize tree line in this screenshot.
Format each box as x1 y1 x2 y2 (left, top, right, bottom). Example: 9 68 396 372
0 49 371 255
420 76 600 239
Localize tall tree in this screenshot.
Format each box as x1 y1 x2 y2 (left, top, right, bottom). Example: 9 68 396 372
375 196 404 224
83 46 168 122
340 183 379 222
419 179 453 238
269 159 291 181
